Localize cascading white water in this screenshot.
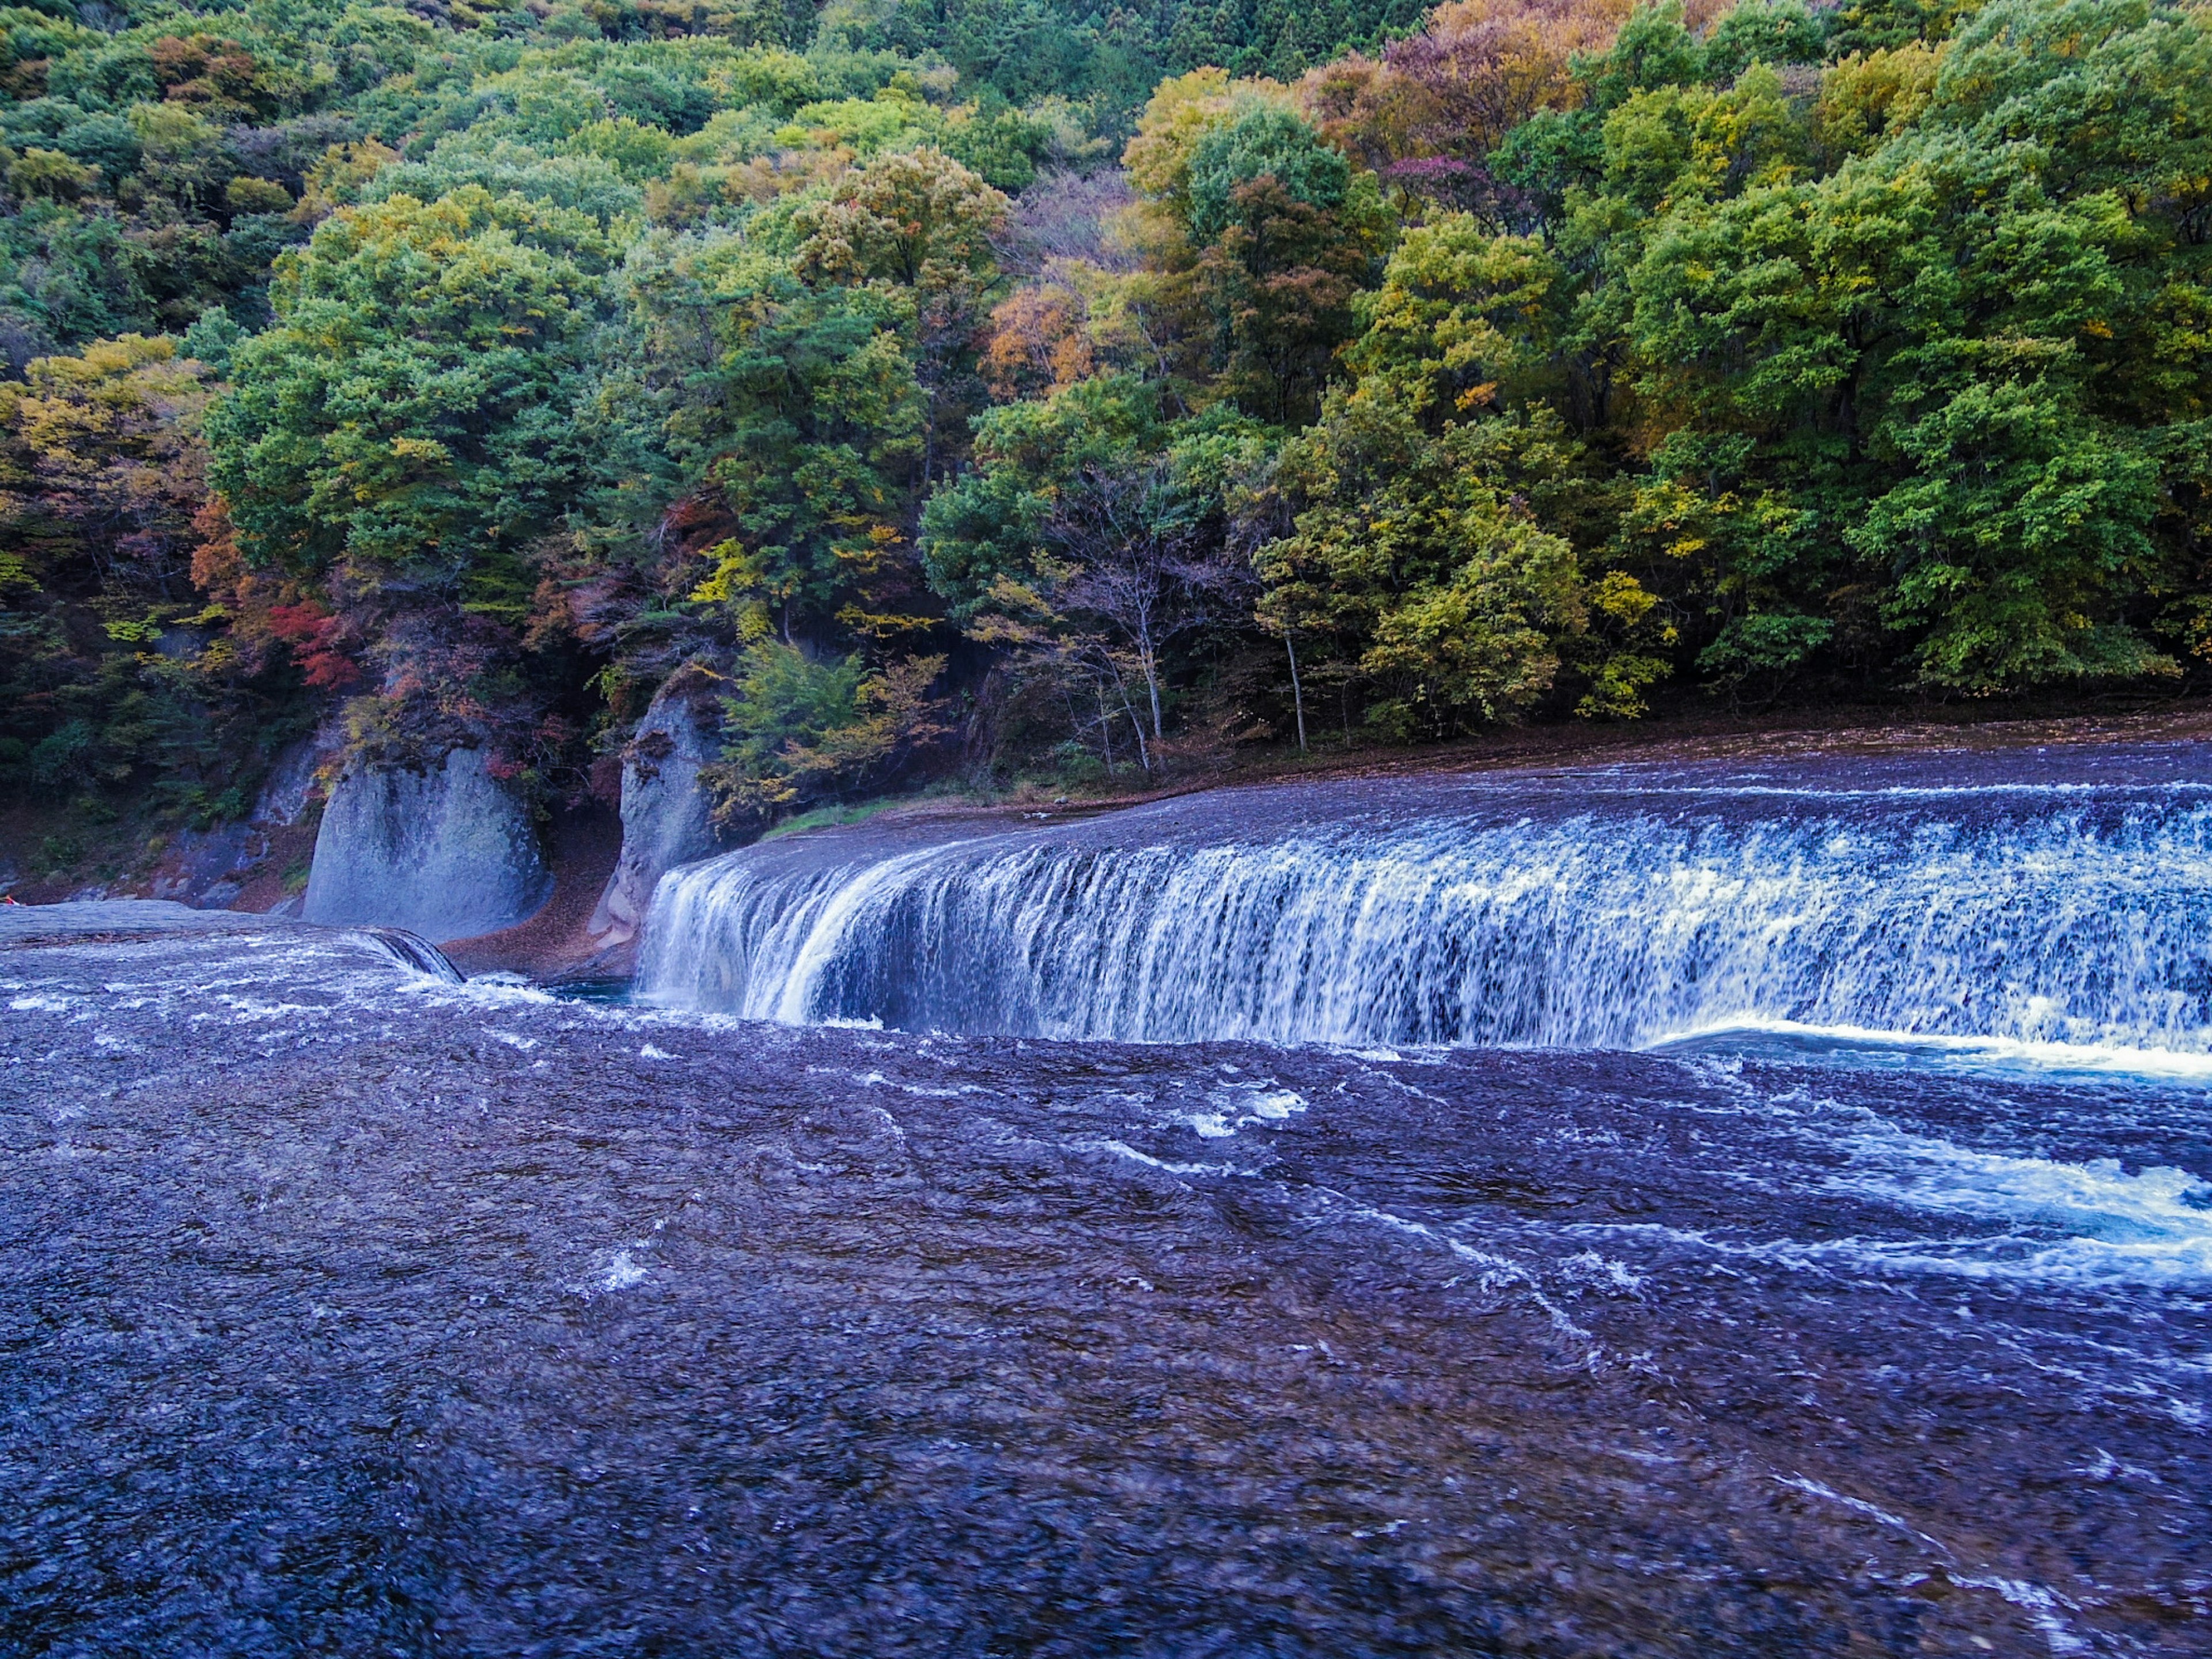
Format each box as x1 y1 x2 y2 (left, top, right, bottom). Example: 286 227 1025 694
634 754 2212 1051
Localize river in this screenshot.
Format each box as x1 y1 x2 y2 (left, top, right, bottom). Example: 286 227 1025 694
2 741 2207 1655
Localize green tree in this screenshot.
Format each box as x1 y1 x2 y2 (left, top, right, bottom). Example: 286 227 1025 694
1615 0 2210 691
211 186 615 592
1254 384 1588 734
0 334 305 810
207 185 618 752
707 638 946 821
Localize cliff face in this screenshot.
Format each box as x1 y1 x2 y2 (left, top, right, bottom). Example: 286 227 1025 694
585 674 728 969
302 747 552 943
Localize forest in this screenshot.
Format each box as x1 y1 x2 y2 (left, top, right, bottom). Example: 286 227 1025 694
0 0 2206 847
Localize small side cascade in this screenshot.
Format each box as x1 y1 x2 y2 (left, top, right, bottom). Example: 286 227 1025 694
635 755 2212 1052
356 927 467 984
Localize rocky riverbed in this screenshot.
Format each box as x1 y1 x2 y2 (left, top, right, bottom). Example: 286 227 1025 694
2 904 2205 1656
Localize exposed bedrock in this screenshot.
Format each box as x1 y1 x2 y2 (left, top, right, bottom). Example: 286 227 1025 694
586 672 727 964
302 747 552 942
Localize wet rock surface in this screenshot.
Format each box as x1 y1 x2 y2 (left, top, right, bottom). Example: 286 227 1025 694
1 925 2205 1656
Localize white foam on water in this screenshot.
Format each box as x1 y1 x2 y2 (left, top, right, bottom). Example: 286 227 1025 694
1952 1575 2089 1656
1330 1200 1605 1351
1181 1082 1307 1140
1774 1474 1942 1547
1558 1250 1648 1295
210 995 331 1024
1649 1016 2212 1082
1565 1183 2212 1290
1774 1479 2089 1654
1226 1085 1305 1122
1091 1138 1243 1177
410 974 558 1010
1831 1132 2212 1288
603 1250 646 1291
1628 781 2210 801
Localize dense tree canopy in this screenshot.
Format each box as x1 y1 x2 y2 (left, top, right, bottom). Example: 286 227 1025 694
3 0 2208 847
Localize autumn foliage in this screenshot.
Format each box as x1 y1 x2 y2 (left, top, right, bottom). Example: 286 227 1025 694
4 0 2210 839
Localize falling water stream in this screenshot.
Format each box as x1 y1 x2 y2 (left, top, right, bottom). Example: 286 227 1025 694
639 744 2212 1056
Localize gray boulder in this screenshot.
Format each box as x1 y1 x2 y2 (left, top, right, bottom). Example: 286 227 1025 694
302 747 552 942
588 674 726 954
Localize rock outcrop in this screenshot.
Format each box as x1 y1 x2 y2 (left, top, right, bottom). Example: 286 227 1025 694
131 721 344 912
586 671 727 964
302 747 552 942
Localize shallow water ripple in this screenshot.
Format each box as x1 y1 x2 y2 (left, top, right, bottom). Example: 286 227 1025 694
1 929 2206 1655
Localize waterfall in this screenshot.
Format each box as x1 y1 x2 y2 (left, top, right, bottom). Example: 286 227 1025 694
355 927 467 984
634 754 2212 1052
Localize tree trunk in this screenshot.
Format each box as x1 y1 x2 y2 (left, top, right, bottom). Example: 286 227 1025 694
1114 677 1151 772
1285 632 1306 753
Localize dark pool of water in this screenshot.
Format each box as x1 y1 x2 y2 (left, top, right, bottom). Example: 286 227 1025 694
543 976 634 1005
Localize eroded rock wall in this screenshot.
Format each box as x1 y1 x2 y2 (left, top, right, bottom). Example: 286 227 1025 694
302 747 551 942
587 672 726 963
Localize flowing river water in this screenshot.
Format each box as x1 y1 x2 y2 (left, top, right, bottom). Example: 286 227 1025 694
3 743 2209 1655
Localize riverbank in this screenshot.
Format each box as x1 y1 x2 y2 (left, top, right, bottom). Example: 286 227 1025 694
612 698 2212 868
990 697 2212 807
